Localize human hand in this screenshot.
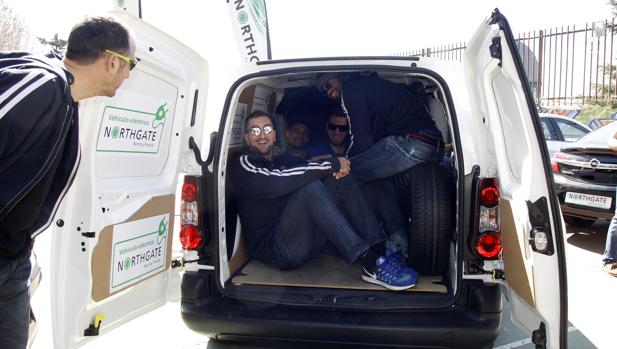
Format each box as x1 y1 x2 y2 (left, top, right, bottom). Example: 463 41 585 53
334 157 350 179
310 154 332 162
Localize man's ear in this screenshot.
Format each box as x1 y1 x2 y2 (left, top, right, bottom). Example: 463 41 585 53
104 54 119 74
243 132 249 145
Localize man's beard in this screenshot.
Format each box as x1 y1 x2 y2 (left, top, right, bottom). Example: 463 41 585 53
250 143 273 158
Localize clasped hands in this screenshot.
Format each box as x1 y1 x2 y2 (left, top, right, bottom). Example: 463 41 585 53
334 157 350 180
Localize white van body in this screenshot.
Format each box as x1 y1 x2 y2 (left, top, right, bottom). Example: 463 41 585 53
51 9 567 349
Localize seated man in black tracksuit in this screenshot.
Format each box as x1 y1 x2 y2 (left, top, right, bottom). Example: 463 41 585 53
228 110 417 291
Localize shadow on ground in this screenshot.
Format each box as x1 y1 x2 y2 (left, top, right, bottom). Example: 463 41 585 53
566 222 608 255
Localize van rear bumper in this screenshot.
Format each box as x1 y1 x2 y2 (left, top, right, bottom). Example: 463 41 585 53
181 284 502 349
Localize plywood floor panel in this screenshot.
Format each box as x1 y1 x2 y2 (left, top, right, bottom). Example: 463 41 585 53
232 255 447 293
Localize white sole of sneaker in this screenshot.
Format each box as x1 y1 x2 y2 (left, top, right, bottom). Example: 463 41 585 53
361 275 416 291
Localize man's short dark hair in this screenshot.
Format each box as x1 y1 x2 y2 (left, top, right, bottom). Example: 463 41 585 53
288 120 308 129
66 16 131 64
244 110 274 129
329 107 347 119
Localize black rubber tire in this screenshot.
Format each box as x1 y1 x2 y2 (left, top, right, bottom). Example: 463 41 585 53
563 215 595 227
408 162 453 275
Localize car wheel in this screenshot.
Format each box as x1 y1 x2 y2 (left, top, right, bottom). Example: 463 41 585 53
563 215 595 227
408 162 453 275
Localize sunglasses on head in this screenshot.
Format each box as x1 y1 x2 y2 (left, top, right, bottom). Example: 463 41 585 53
105 49 138 71
321 81 334 95
247 125 274 136
327 123 349 132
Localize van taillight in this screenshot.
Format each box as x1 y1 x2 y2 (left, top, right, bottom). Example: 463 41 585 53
180 175 202 250
475 178 502 259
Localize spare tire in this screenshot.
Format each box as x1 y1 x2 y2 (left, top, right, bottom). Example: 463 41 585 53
408 161 453 275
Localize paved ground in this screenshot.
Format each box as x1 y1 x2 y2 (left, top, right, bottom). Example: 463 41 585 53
29 221 613 348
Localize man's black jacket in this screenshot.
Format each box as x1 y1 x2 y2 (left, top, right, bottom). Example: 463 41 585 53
0 51 79 261
341 76 442 156
228 149 339 263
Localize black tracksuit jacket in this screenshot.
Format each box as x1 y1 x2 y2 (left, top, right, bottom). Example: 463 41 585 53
0 51 79 262
228 149 340 262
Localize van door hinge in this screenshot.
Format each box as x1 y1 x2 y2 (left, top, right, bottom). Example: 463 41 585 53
171 258 199 269
532 322 547 348
489 36 502 67
526 197 555 255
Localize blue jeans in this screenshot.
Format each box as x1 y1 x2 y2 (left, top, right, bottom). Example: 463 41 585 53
0 253 31 349
603 189 617 264
350 134 442 182
269 175 386 270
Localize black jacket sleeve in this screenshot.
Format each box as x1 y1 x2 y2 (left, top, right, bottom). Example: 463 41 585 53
229 155 337 200
341 80 375 154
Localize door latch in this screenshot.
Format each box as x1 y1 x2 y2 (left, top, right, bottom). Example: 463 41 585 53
532 322 547 349
489 36 502 67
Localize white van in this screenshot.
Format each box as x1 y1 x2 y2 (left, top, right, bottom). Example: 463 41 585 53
51 9 567 349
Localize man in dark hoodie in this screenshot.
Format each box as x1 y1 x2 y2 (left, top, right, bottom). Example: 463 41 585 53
320 73 443 182
0 16 136 348
229 111 417 291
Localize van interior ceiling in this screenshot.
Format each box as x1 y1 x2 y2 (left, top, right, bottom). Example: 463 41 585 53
218 69 458 299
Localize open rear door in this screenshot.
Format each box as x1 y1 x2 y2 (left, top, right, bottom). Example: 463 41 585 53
464 9 567 349
50 11 208 348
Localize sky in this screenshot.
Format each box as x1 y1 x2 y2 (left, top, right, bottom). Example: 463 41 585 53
4 0 615 63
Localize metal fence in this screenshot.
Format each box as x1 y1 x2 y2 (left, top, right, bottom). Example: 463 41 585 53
396 19 617 107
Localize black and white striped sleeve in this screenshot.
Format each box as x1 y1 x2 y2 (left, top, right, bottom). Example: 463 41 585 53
230 155 335 200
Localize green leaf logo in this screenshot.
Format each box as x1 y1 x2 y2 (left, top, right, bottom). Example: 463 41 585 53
156 217 167 244
123 257 131 270
152 103 168 129
112 126 120 139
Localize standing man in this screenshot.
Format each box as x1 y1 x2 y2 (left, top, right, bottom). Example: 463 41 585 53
603 129 617 277
320 73 443 182
229 111 417 291
0 16 136 348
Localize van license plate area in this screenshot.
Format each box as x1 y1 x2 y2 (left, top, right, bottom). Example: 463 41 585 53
565 192 612 209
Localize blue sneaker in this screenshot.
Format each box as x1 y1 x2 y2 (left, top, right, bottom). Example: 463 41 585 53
362 255 417 291
385 249 418 278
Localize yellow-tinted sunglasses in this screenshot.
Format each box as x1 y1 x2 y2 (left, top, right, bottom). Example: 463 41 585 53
105 49 138 71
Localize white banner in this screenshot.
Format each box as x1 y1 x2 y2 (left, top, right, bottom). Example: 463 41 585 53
109 214 169 293
227 0 271 62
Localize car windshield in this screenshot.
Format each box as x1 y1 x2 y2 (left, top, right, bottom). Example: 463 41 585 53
570 121 617 148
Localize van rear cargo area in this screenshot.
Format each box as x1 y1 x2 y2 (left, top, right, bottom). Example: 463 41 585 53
231 255 448 293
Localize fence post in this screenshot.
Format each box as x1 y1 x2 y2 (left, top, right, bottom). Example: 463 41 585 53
537 30 544 106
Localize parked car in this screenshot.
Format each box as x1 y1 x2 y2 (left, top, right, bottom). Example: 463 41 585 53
539 113 591 156
50 9 567 349
552 121 617 227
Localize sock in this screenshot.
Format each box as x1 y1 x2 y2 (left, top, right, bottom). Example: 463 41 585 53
359 249 379 269
370 241 387 257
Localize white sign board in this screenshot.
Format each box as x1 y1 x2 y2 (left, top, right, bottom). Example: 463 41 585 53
109 214 169 293
96 103 169 154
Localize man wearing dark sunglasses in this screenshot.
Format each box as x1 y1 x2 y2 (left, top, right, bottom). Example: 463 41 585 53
229 111 417 291
308 108 350 160
0 16 134 349
319 73 443 182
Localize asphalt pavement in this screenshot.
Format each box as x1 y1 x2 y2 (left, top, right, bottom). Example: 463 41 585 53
29 221 613 348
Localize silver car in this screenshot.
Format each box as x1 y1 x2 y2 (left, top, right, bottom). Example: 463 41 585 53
540 113 591 157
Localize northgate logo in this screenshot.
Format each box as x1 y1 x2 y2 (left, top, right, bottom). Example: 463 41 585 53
97 103 169 154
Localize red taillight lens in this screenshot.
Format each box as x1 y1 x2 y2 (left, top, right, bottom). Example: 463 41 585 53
180 176 202 250
551 160 560 173
475 232 502 259
479 178 499 207
475 177 501 260
180 225 202 250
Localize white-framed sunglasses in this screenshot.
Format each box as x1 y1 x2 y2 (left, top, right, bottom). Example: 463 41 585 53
247 125 274 136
